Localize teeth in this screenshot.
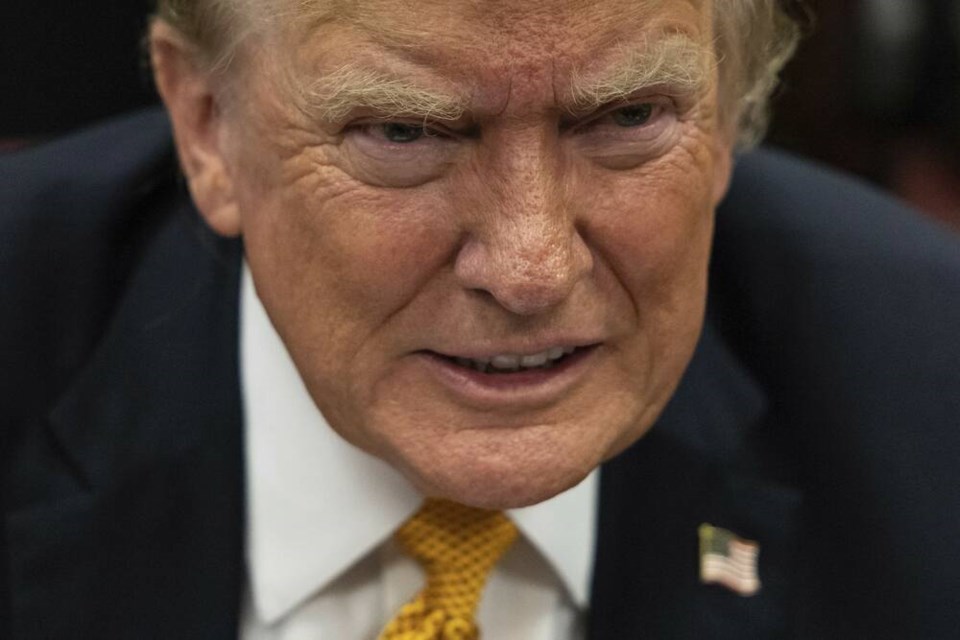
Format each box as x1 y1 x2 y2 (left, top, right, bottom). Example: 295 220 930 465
520 353 549 367
454 346 577 373
491 354 521 371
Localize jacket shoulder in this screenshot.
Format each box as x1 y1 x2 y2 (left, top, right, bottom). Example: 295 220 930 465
713 147 960 365
718 147 960 267
0 109 183 421
0 109 177 235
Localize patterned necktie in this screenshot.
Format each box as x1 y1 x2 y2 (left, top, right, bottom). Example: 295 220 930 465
379 498 519 640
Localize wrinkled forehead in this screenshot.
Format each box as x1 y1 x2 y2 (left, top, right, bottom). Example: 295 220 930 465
305 0 710 51
322 0 710 41
268 0 714 112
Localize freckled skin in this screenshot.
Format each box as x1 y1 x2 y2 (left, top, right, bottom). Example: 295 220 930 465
185 0 732 508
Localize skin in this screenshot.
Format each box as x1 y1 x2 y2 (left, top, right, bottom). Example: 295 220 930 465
151 0 733 509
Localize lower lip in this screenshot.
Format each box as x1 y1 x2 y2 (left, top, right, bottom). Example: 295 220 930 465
418 346 599 408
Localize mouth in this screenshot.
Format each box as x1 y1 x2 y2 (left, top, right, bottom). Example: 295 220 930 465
426 343 599 378
417 343 601 408
445 345 581 374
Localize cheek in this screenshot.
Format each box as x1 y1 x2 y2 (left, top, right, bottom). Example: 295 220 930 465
581 146 717 395
235 152 464 426
586 150 717 300
237 162 465 447
243 157 456 319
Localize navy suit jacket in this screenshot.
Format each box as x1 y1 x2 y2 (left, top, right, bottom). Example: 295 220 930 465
3 110 960 639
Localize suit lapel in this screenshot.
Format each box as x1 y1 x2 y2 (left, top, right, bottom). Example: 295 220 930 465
7 194 245 639
588 322 802 639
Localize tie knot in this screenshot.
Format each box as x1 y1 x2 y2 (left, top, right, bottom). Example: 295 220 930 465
381 499 518 638
396 499 518 574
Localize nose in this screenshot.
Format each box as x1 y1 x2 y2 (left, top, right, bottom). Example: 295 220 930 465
453 142 593 316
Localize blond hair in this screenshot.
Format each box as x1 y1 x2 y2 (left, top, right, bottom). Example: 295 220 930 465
154 0 803 148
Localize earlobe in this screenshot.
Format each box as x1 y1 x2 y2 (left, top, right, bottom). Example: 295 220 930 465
149 20 242 238
712 142 735 206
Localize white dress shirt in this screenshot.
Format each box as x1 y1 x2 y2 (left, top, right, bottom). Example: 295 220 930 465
238 265 597 639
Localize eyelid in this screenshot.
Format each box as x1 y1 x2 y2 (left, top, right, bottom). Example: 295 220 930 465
346 112 477 139
351 118 437 135
601 97 670 117
566 82 680 112
341 118 462 188
565 96 672 132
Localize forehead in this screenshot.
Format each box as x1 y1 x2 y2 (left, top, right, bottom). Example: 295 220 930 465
280 0 713 109
331 0 708 43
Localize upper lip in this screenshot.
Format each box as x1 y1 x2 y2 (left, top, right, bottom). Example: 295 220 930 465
428 339 602 361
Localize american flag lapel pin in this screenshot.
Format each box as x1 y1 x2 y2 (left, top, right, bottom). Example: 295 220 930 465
698 523 761 596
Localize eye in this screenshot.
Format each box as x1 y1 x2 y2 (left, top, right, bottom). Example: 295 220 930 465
354 120 453 146
570 100 669 136
610 103 654 128
571 99 681 169
380 122 427 143
341 119 460 188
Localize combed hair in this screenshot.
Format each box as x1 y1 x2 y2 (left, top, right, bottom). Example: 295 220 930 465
153 0 805 149
713 0 806 147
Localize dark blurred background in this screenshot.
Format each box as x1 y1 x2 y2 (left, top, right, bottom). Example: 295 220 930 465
0 0 157 141
2 0 959 229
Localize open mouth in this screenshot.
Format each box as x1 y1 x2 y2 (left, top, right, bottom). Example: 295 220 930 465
435 345 594 375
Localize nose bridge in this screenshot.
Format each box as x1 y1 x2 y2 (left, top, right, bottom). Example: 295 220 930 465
495 155 571 281
455 132 592 315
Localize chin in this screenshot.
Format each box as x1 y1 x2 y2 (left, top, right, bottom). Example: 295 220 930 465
389 428 604 510
419 469 590 511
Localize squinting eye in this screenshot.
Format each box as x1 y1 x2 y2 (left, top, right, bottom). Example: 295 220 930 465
381 122 426 143
572 99 679 169
611 103 654 127
343 119 458 188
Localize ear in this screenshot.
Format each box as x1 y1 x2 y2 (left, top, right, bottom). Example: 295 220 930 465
711 136 735 206
149 20 241 237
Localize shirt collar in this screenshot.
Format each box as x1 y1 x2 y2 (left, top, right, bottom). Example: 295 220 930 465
241 264 596 624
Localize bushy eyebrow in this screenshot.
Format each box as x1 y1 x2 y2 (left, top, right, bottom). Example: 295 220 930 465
294 33 709 124
567 33 712 113
297 65 468 124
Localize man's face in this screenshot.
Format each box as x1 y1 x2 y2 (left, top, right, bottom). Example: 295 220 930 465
218 0 731 508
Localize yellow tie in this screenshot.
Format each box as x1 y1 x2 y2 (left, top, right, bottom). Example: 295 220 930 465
379 499 519 640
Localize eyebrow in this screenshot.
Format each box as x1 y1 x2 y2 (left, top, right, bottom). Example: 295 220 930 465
297 65 468 124
567 32 712 113
294 32 710 124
